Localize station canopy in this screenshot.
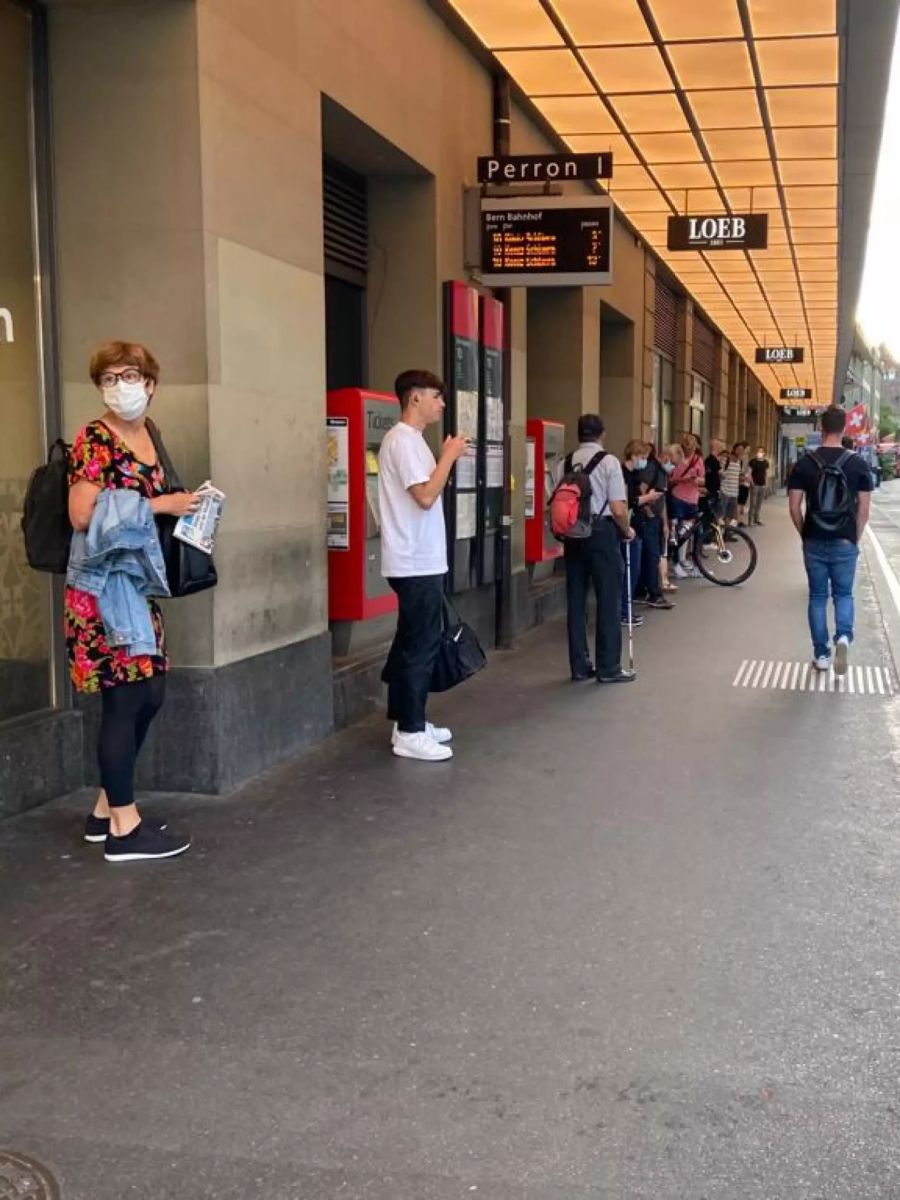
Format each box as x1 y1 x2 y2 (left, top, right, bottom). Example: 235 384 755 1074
448 0 843 402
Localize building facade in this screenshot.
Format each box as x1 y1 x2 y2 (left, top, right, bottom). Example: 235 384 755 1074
0 0 823 814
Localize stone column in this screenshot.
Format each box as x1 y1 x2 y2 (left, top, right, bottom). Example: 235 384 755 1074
711 338 730 442
675 295 694 438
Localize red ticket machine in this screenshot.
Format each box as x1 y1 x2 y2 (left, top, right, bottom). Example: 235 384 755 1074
326 389 399 621
525 418 565 563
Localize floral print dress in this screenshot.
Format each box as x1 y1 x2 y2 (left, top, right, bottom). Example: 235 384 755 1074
65 420 169 693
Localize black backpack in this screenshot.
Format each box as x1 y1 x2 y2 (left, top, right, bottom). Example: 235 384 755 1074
21 440 72 574
808 449 855 536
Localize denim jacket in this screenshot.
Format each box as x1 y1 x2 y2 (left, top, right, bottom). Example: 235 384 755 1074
67 489 170 657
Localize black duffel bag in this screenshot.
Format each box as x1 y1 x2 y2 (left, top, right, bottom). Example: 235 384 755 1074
146 420 218 598
430 598 487 693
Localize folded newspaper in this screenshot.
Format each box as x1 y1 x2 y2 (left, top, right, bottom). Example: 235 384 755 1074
173 481 225 555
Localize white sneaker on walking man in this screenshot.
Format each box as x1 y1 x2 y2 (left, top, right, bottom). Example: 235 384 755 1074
378 370 469 761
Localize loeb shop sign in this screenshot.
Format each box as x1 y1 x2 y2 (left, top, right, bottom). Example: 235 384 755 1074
667 213 768 252
756 346 805 364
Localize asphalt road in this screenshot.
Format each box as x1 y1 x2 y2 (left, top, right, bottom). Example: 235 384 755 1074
2 498 900 1199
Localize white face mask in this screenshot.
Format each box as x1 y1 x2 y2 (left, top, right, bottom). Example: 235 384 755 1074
103 379 149 422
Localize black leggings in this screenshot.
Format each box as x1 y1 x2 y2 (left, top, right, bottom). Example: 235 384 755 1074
97 676 166 808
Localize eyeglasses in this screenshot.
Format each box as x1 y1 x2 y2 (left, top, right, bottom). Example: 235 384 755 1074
98 368 144 387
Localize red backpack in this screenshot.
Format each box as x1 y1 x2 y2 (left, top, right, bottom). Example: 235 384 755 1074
549 451 607 541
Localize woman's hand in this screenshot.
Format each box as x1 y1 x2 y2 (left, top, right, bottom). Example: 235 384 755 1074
152 491 201 518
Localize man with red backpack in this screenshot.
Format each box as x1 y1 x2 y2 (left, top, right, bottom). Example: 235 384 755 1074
553 414 635 684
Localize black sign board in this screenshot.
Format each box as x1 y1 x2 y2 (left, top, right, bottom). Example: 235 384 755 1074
480 196 613 288
781 388 814 400
756 346 804 364
782 406 815 418
477 152 613 184
667 213 768 251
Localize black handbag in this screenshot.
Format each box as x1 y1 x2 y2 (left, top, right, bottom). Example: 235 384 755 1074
430 598 487 693
146 420 218 598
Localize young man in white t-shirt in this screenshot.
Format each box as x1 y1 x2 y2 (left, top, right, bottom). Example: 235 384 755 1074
378 369 468 761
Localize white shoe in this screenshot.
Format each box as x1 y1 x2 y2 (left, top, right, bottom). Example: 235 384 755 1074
812 655 831 672
672 563 689 579
391 722 453 746
834 636 850 677
392 730 453 762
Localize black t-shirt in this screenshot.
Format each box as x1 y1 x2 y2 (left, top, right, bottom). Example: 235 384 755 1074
750 457 769 486
788 448 873 542
704 453 722 498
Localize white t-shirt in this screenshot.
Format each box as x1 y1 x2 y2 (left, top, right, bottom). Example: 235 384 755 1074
378 422 448 578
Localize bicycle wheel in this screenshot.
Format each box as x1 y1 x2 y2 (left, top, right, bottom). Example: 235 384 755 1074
692 525 757 586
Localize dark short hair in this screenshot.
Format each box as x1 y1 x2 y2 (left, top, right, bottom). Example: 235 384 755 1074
578 413 604 442
822 405 847 436
394 369 445 409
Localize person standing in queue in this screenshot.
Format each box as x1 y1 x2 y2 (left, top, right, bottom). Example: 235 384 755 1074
561 414 636 685
669 433 705 579
748 446 770 525
67 341 196 863
379 370 468 762
788 405 873 675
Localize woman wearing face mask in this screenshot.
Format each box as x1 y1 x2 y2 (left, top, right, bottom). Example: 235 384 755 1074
620 440 664 626
66 341 198 862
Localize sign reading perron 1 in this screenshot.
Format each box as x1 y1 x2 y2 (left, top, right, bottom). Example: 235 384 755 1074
781 387 814 400
667 213 769 252
756 346 805 364
480 195 613 288
477 152 613 184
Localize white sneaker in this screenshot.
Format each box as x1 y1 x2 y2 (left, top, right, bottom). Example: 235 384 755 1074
834 636 850 677
672 563 689 579
812 655 831 672
392 730 453 762
392 722 452 746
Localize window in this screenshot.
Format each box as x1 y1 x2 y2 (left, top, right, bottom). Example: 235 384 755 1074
0 0 54 723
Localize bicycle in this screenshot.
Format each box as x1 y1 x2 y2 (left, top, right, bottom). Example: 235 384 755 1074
670 501 758 587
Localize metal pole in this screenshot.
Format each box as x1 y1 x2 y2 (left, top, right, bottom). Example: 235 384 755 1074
493 73 515 650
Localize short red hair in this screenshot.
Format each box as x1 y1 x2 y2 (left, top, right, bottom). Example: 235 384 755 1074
89 340 160 386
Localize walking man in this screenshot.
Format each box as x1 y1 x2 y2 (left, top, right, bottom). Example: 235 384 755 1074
748 446 770 525
561 414 636 685
379 370 469 760
788 405 873 675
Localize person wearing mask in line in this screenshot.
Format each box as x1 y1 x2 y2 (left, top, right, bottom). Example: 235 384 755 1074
657 445 678 593
720 442 743 525
379 369 469 762
631 442 674 611
748 446 770 525
561 414 636 685
788 405 873 674
736 442 752 526
704 438 726 520
67 341 197 863
668 434 705 579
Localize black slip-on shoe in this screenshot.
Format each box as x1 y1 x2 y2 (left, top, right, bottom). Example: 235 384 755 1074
571 667 596 682
104 823 191 863
84 814 167 844
597 668 637 684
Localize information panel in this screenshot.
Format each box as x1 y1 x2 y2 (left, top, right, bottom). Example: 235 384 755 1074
480 195 614 288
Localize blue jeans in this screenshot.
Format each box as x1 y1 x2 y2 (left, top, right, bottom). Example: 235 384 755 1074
802 539 859 659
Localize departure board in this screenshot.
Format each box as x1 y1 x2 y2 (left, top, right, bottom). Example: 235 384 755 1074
479 196 614 287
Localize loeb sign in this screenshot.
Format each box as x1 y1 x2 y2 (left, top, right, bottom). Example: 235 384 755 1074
781 388 814 400
756 346 805 364
667 213 768 252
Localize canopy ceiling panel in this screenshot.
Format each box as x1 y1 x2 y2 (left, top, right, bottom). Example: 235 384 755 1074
447 0 896 403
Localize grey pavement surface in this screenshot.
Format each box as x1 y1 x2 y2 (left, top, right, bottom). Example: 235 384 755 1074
4 497 900 1199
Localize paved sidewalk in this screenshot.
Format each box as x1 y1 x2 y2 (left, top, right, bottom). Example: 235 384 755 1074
3 502 900 1199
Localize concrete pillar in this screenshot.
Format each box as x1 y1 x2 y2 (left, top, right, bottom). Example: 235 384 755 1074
642 258 657 444
508 289 527 576
711 338 730 442
675 295 694 437
526 288 599 441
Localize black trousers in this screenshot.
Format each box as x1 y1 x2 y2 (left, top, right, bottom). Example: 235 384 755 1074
638 515 664 600
564 519 623 677
384 574 445 733
97 675 166 807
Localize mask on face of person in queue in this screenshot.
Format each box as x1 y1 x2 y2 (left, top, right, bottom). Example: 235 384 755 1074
662 461 676 475
634 456 648 471
102 379 150 422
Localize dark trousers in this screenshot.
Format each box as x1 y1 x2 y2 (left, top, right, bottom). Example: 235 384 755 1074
620 532 643 619
98 675 166 807
384 574 445 733
564 519 623 677
638 516 664 600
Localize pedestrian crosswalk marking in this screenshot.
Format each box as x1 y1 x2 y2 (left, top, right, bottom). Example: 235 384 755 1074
732 659 894 696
